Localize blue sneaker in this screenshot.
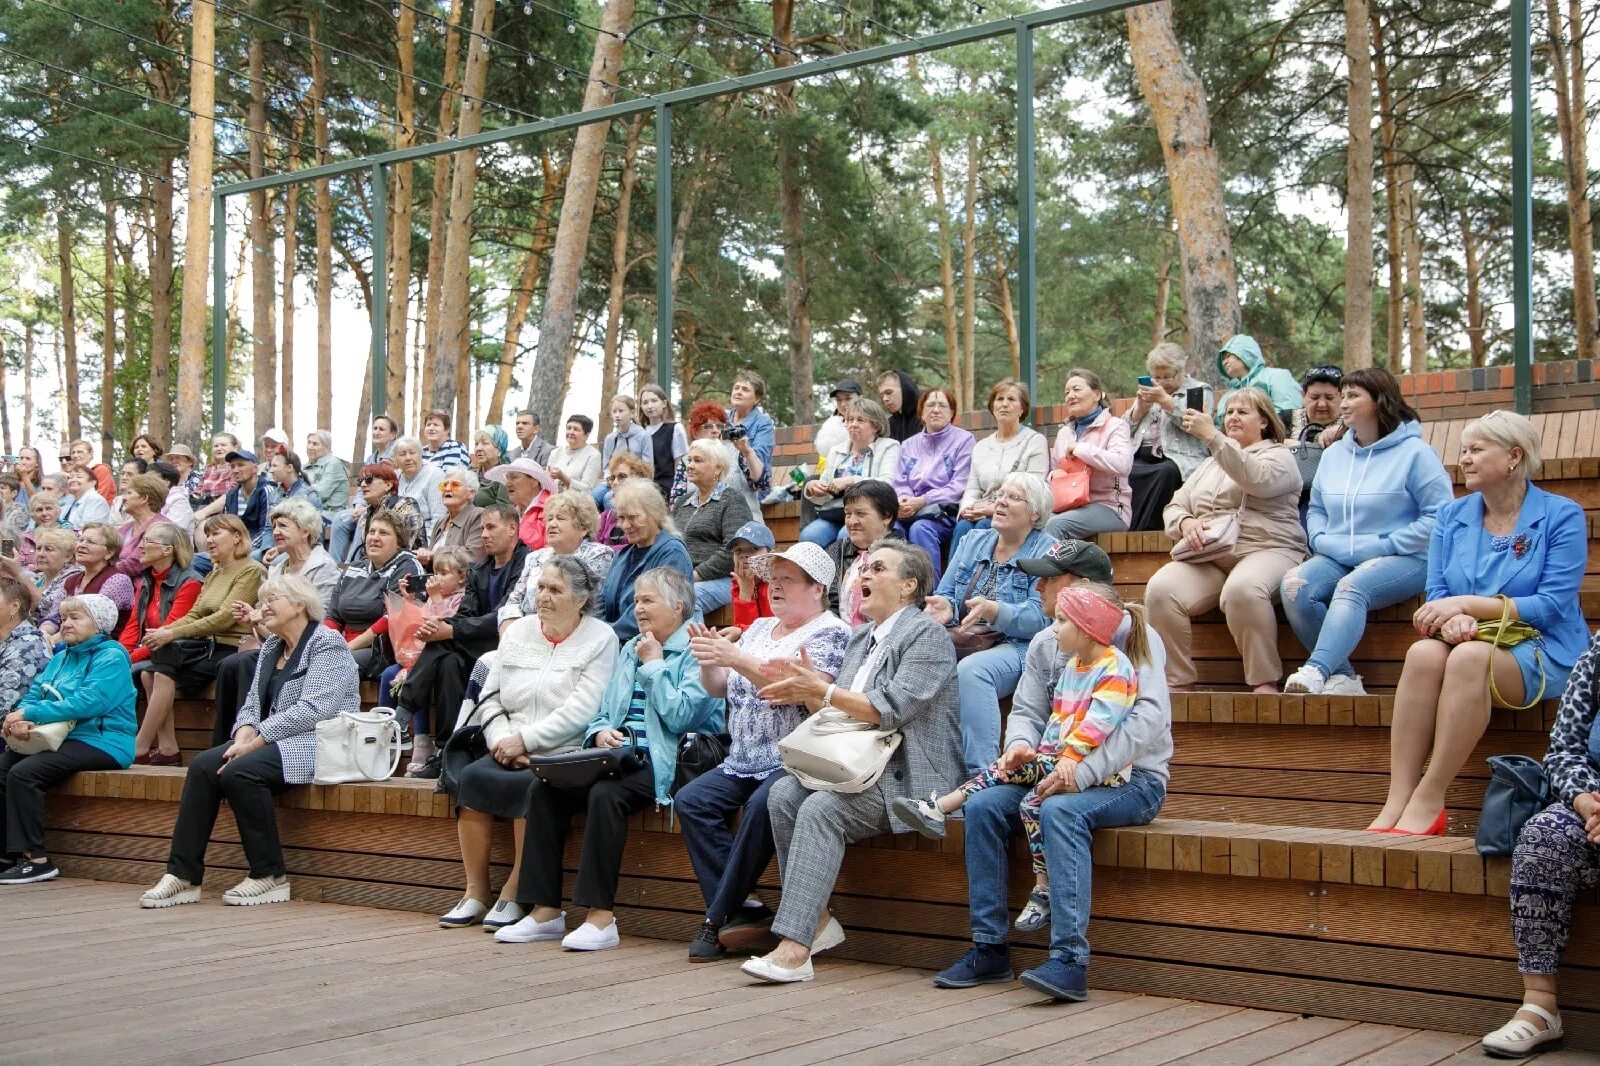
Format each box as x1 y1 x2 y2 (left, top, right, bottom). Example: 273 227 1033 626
1019 958 1088 1002
932 944 1013 989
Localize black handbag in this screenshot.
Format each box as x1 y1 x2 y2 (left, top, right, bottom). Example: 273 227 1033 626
1475 754 1552 857
526 736 648 791
673 731 731 795
438 700 506 797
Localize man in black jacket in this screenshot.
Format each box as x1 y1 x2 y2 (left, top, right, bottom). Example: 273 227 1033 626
399 503 528 776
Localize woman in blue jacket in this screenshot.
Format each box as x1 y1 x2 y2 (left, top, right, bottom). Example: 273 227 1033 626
598 479 694 643
1281 368 1454 697
0 593 136 885
1370 411 1589 836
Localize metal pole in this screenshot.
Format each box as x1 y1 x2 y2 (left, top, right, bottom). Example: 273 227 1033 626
370 163 389 417
655 103 672 391
211 192 227 433
1510 0 1533 414
1017 26 1038 419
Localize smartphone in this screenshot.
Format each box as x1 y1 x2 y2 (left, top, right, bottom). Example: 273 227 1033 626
1137 375 1153 387
1186 387 1206 411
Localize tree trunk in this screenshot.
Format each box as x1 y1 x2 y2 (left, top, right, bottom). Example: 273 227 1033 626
421 0 466 412
57 214 82 443
929 135 961 403
102 189 117 457
279 108 304 443
1461 208 1487 368
1372 11 1403 373
0 334 10 457
386 0 417 421
522 0 636 439
120 220 139 441
1400 162 1425 372
772 0 813 423
1152 259 1172 346
1343 0 1374 369
223 237 247 383
175 0 214 449
147 155 176 444
1545 0 1598 361
312 14 334 433
960 76 980 411
338 242 376 461
23 323 34 448
601 121 645 407
1126 2 1241 381
490 152 564 424
429 0 497 423
248 34 277 442
991 252 1021 380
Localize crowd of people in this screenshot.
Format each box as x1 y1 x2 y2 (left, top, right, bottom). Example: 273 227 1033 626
0 349 1595 1058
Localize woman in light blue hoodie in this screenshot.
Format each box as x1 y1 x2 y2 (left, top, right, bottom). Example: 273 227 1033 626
1280 368 1453 696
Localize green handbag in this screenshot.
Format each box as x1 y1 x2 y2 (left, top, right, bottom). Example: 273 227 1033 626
1434 595 1545 710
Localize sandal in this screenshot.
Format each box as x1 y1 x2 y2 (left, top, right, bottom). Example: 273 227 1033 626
1482 1002 1563 1058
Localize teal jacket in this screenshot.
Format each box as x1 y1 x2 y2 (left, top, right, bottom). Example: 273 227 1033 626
587 622 724 805
1215 334 1303 422
17 634 137 766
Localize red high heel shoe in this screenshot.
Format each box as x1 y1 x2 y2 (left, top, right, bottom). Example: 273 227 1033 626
1387 810 1447 837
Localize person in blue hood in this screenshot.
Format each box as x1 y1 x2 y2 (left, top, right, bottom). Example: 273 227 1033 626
1279 367 1453 698
1215 335 1303 424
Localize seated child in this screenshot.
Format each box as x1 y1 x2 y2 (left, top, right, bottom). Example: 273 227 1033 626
722 522 774 640
893 584 1138 928
371 547 472 773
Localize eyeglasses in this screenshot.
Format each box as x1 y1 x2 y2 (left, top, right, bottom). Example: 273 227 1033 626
863 561 893 575
439 481 465 491
995 489 1029 504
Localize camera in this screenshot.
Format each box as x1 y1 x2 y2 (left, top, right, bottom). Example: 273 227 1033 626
721 425 747 443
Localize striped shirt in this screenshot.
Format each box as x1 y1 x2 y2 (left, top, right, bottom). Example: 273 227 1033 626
1040 645 1138 764
423 440 472 470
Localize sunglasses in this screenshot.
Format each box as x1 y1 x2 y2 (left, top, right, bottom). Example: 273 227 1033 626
1304 365 1343 386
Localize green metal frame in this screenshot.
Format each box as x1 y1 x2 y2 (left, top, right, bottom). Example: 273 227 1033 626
208 0 1539 430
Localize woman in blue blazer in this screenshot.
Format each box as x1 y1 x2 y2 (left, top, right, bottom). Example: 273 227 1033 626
1371 411 1589 835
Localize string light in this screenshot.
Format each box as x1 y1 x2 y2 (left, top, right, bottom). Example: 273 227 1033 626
0 130 173 184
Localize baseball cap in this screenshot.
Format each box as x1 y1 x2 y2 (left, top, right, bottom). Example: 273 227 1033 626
729 521 776 551
1016 539 1114 583
832 378 862 398
224 449 259 465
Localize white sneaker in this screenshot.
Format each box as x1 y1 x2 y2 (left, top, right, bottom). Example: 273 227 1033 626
494 910 567 944
221 875 291 906
482 900 526 931
1482 1003 1563 1057
140 874 201 909
562 920 620 951
1323 673 1367 697
438 897 488 928
812 916 846 955
1283 665 1326 695
742 955 814 983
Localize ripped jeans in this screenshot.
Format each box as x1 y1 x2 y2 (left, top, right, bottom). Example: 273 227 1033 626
1280 553 1428 679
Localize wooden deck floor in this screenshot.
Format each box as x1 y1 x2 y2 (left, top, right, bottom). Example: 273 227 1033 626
0 879 1588 1066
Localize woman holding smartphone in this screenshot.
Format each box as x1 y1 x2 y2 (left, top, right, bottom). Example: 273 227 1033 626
1124 343 1213 532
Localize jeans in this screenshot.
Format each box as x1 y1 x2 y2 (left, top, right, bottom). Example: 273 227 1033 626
963 770 1166 965
798 517 843 547
957 641 1029 775
591 485 613 512
674 767 787 924
1044 503 1126 542
1281 553 1428 678
329 510 359 564
694 578 733 618
948 518 991 562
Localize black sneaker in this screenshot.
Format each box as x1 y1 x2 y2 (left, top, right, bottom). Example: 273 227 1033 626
933 944 1013 989
0 858 59 885
688 920 725 962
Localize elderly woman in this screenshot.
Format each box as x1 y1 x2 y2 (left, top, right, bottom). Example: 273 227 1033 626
486 457 556 552
739 540 960 983
1047 369 1133 541
118 522 201 669
345 462 421 565
673 439 755 617
597 452 654 548
547 415 602 494
0 567 50 735
799 398 901 547
952 380 1049 560
138 574 360 909
680 543 850 960
265 497 339 602
29 529 80 626
499 490 614 630
61 468 112 529
1124 342 1213 532
598 479 693 644
891 387 975 585
1215 334 1303 419
302 431 350 515
42 523 133 642
469 428 512 508
1372 411 1588 837
135 515 265 765
108 458 150 527
443 556 620 931
925 472 1056 774
1481 631 1600 1056
391 436 444 534
1281 367 1453 698
1145 388 1306 694
115 473 175 578
0 593 135 886
18 491 66 569
330 509 423 659
421 467 485 568
0 476 25 548
827 479 901 627
492 567 723 949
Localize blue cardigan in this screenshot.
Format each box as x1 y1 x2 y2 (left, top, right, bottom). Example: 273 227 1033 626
1426 484 1590 677
16 634 137 766
600 531 694 643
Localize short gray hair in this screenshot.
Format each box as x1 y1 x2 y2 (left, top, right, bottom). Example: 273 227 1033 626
308 430 333 453
687 437 733 480
1146 342 1188 376
1462 410 1542 480
440 466 481 494
868 537 934 608
42 473 68 493
636 566 695 624
543 553 602 614
847 398 891 440
258 572 326 622
612 478 678 536
392 435 423 456
270 496 324 540
1002 471 1053 531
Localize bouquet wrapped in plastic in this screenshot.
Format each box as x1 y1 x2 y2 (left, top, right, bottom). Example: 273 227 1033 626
385 587 465 672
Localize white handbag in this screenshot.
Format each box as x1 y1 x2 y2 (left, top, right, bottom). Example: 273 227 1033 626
779 708 903 794
312 708 403 784
4 720 74 756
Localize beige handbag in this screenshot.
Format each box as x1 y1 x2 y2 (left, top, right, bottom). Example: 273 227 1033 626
779 709 902 794
4 719 74 755
1169 512 1241 564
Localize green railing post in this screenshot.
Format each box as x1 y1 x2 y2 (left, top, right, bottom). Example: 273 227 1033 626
370 163 389 417
1511 0 1533 414
655 103 672 392
1017 25 1037 419
211 192 227 433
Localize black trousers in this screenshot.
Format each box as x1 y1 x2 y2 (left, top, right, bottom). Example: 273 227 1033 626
0 740 119 857
399 641 473 744
1129 451 1184 533
166 742 290 884
515 765 654 911
674 768 785 924
210 650 262 748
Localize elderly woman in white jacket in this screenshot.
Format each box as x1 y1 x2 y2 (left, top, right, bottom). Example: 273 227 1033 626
440 554 618 932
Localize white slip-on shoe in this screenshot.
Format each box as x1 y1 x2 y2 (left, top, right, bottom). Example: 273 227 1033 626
1323 673 1367 697
812 916 846 955
1283 665 1326 695
140 874 201 909
494 910 567 944
561 920 620 951
1482 1003 1563 1058
221 875 291 906
438 898 488 928
741 955 814 984
482 900 526 931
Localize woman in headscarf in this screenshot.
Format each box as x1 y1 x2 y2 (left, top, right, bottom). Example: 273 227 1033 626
471 427 512 508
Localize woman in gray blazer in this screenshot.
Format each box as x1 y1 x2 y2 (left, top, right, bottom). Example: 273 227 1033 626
744 539 962 983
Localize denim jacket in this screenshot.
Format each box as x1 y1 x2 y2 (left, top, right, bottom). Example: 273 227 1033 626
931 526 1055 642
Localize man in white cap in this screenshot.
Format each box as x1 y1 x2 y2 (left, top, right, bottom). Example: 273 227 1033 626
484 457 557 551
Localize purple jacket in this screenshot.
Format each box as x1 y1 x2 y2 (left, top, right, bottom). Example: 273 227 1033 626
892 424 976 508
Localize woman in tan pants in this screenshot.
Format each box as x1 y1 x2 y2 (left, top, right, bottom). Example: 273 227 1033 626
1145 388 1306 693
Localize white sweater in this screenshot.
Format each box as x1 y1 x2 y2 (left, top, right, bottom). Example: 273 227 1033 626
548 445 603 493
958 427 1049 510
478 614 619 754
